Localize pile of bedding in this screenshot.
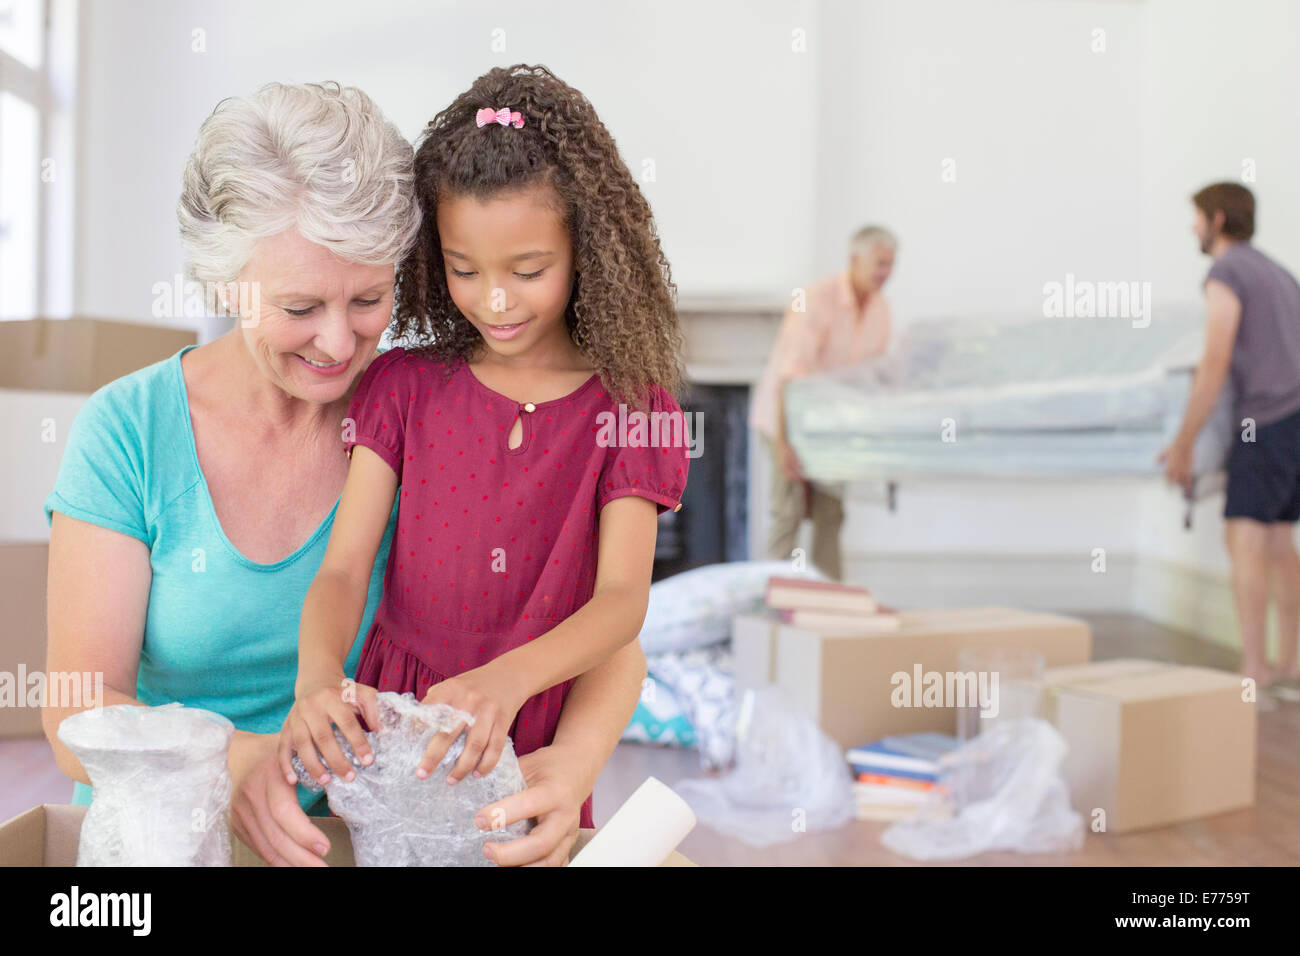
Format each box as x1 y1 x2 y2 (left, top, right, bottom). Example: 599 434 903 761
621 561 824 769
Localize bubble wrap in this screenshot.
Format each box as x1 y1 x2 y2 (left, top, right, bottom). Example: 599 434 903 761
291 692 533 866
56 703 235 866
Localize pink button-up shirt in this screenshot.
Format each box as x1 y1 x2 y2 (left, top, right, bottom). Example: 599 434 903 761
750 269 892 439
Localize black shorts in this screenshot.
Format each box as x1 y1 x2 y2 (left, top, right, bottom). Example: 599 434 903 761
1224 404 1300 523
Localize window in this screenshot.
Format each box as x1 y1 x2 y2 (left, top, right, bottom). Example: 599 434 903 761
0 0 76 320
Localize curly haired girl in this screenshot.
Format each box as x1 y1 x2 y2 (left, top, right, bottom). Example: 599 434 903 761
281 64 692 863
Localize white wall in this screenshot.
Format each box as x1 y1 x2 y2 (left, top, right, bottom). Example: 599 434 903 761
1137 0 1300 307
73 0 822 320
814 0 1145 324
80 0 1300 327
0 388 87 541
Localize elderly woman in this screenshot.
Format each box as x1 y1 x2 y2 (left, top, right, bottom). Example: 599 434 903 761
40 81 645 866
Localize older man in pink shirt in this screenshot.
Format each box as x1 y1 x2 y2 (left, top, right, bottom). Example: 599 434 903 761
750 225 897 580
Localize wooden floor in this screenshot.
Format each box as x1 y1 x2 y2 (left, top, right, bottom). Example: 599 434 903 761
592 613 1300 866
4 613 1298 865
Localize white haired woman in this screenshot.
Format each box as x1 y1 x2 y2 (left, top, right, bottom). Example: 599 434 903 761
41 82 645 866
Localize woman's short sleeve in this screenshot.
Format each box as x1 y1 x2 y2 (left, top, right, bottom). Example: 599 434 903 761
344 348 411 484
43 386 150 546
596 386 691 515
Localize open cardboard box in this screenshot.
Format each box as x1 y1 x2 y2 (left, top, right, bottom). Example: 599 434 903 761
0 804 696 867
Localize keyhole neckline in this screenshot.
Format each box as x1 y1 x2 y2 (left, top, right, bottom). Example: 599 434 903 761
461 361 602 410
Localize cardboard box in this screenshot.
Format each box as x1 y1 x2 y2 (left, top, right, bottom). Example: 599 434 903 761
754 606 1091 748
0 804 697 867
1041 659 1256 833
0 318 197 394
0 542 51 738
1 319 195 732
2 319 195 542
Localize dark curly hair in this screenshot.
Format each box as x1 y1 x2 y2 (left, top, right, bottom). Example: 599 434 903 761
391 64 683 408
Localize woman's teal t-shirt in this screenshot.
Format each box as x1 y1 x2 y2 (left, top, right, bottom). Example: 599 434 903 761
42 344 398 815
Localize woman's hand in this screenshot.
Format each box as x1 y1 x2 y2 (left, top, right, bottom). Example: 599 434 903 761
473 743 589 867
418 662 528 784
278 676 380 785
229 732 332 867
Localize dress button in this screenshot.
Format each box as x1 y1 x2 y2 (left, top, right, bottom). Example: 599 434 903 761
523 402 536 413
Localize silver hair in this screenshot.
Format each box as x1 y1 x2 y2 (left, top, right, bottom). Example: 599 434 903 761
850 224 898 253
177 81 421 285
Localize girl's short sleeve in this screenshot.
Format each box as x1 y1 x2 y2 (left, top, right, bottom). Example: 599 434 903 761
43 386 150 546
344 348 411 484
596 386 691 515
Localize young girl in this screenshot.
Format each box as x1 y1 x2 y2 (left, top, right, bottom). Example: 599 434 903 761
279 64 689 838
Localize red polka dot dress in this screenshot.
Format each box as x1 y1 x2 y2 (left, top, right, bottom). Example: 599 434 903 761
344 347 690 829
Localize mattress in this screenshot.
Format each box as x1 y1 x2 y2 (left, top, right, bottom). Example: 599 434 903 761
784 314 1232 487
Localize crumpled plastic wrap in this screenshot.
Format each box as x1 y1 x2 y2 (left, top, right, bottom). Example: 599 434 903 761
881 717 1085 860
674 686 855 847
56 702 235 866
291 692 533 866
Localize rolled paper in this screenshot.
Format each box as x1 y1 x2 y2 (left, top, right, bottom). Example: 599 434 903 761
568 776 696 867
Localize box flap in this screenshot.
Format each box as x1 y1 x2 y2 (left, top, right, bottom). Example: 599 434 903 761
43 805 86 865
0 805 48 866
1043 658 1172 688
1066 665 1246 703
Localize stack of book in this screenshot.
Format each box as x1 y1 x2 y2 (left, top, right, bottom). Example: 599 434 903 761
764 576 901 632
845 733 959 821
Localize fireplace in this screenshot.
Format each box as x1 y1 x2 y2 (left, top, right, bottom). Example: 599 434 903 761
652 382 751 579
649 300 784 581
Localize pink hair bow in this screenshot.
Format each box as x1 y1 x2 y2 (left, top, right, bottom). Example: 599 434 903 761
476 107 524 129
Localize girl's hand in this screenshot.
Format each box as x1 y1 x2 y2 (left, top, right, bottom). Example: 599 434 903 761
230 732 331 867
278 676 380 786
472 743 588 867
418 663 527 784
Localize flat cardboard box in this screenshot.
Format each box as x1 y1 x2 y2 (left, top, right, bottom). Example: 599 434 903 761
0 542 51 738
0 804 696 867
0 318 196 394
1042 660 1256 833
766 606 1091 748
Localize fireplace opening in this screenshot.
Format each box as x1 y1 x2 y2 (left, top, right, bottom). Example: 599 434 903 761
652 383 750 581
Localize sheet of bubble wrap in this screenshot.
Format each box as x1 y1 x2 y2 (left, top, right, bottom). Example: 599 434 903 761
292 692 533 866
